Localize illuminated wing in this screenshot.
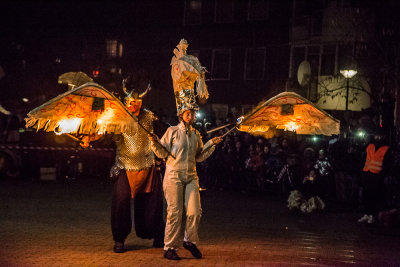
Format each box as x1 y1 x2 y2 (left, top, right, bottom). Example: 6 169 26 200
238 92 340 137
25 82 137 135
58 72 94 88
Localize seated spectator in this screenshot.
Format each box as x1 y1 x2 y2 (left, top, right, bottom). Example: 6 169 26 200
287 169 326 214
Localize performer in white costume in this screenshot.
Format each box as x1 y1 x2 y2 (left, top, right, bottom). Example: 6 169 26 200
150 39 222 260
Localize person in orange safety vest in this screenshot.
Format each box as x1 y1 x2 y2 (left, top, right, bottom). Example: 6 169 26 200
357 129 390 224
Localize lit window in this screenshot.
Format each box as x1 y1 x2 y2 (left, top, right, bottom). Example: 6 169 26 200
211 49 231 80
214 0 234 23
184 0 202 25
248 0 269 21
244 48 266 80
106 40 118 58
106 40 123 58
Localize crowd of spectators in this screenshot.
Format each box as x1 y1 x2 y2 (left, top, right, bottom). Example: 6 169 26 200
199 130 330 194
1 107 400 218
193 126 400 215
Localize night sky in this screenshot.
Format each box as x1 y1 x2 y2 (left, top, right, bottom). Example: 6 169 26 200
0 1 184 114
3 0 400 122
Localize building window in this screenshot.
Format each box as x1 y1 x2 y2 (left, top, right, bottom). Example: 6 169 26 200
291 46 306 77
307 45 321 76
338 44 354 70
214 0 234 23
106 40 123 58
310 11 323 37
211 49 231 80
244 48 266 80
248 0 269 21
291 44 339 77
321 45 336 76
184 0 202 25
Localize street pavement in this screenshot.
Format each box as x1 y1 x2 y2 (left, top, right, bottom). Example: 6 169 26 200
1 178 400 267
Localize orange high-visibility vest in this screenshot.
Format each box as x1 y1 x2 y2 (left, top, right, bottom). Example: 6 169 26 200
363 144 389 174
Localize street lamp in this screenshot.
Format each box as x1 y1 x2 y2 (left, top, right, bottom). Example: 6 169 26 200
340 69 357 111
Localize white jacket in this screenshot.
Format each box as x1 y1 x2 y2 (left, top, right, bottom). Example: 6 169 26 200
151 122 215 177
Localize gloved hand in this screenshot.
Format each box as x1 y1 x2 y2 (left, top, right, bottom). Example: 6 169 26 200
109 165 123 181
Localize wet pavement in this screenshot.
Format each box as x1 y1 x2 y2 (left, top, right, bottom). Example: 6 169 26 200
1 178 400 266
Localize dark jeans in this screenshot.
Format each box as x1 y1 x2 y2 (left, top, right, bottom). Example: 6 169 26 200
360 171 384 215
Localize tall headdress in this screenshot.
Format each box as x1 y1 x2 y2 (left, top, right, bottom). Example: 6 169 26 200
170 39 209 115
122 78 151 107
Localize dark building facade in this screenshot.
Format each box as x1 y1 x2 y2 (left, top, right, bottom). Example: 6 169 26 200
1 0 292 120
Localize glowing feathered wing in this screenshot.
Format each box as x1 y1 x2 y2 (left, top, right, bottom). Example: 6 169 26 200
237 92 340 138
25 82 138 135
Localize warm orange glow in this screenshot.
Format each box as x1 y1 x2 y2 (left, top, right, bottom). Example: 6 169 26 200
239 125 270 133
282 122 299 132
56 118 82 135
96 108 115 134
251 125 270 133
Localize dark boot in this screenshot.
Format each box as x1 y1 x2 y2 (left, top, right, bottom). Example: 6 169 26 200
113 241 125 253
183 241 202 259
163 249 181 260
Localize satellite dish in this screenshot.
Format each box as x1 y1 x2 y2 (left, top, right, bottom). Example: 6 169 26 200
297 60 311 87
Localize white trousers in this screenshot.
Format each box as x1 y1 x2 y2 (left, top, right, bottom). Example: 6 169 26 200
163 173 202 250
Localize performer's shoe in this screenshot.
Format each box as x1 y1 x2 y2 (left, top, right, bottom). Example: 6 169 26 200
183 241 202 259
113 242 125 253
153 238 164 248
163 248 181 260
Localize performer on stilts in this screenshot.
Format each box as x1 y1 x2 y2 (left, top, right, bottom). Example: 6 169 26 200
150 39 222 260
